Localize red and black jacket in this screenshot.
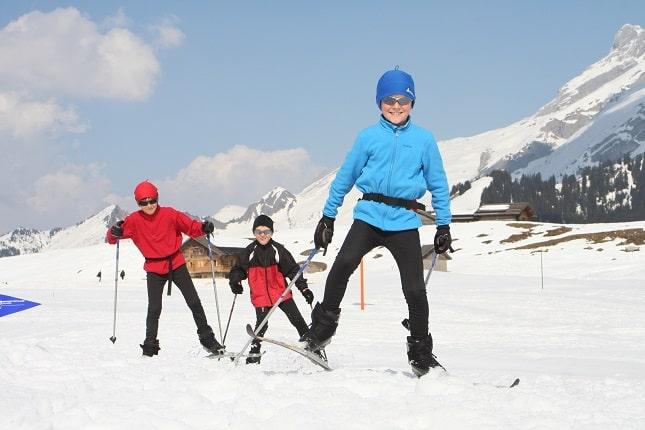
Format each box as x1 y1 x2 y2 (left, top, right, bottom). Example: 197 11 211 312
229 240 307 308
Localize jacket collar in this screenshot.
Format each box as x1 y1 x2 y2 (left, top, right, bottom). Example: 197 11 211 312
379 115 412 133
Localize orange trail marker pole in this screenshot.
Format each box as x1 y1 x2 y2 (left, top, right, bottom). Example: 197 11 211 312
360 258 365 310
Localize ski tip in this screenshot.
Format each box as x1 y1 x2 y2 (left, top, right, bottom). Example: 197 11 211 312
245 324 255 337
510 378 520 388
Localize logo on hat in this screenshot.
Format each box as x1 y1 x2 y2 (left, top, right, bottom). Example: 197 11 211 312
406 87 414 96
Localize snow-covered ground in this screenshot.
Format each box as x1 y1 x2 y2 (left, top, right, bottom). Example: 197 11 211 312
1 221 644 429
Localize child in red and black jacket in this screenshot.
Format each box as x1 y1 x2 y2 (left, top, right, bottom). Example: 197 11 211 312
106 180 224 357
228 214 314 364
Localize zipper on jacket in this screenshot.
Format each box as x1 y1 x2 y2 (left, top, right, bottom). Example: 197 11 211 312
385 129 400 225
264 266 273 306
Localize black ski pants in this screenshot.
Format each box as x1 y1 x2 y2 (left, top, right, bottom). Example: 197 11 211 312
145 264 210 341
322 219 429 338
253 298 309 343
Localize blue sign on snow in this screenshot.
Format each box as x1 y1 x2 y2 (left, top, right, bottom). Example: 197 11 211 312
0 294 41 317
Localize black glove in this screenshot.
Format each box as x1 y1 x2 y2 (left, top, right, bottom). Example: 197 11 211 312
300 287 314 305
202 220 214 235
229 280 243 294
110 220 124 238
434 225 452 254
314 215 334 255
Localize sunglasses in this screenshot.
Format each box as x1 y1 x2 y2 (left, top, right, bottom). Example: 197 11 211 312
381 95 413 106
137 198 158 207
254 229 273 236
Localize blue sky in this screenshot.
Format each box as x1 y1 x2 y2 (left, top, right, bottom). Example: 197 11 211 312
0 1 643 232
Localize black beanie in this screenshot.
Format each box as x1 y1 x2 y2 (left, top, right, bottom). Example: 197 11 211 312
253 214 274 232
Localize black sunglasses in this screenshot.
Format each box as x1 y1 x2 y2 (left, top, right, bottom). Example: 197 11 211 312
381 95 412 106
138 198 158 207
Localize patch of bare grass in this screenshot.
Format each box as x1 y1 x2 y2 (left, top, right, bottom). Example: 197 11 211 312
543 226 573 237
511 228 645 250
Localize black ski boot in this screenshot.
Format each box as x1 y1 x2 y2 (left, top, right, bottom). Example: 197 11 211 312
198 327 225 355
406 333 444 377
140 339 160 357
246 341 262 365
300 303 340 352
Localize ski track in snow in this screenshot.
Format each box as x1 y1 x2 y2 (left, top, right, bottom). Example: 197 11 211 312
1 224 645 429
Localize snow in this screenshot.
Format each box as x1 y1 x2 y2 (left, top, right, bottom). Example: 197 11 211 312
450 177 492 215
2 220 645 429
213 205 246 223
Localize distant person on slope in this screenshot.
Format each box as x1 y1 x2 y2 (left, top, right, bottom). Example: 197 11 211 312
300 67 453 376
228 215 316 364
106 180 224 357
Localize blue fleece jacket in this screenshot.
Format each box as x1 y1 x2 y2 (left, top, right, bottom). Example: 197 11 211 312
323 116 451 230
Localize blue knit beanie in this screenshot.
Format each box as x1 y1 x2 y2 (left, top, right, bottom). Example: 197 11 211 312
376 68 415 108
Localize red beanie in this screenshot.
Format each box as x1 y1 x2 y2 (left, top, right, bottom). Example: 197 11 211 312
134 180 158 201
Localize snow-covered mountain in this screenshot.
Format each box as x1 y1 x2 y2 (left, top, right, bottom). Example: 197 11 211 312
0 205 127 257
4 24 643 251
212 205 246 223
228 187 297 225
440 24 645 185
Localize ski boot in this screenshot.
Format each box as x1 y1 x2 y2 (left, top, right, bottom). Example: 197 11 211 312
198 327 225 355
300 303 340 352
246 341 262 365
140 338 160 357
406 333 444 377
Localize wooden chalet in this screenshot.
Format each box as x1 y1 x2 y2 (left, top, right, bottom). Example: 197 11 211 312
474 203 535 221
420 245 451 272
181 237 245 278
419 202 535 224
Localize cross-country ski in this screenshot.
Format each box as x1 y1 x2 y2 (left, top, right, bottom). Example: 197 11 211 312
245 324 331 370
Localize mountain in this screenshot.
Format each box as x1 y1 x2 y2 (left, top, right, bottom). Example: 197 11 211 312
4 25 643 248
213 205 246 223
440 24 645 185
228 187 297 225
0 205 127 257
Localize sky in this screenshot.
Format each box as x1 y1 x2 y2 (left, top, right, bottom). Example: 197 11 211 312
0 0 644 233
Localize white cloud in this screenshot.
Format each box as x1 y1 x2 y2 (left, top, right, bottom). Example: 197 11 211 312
0 92 86 139
0 7 172 231
101 7 130 29
155 145 326 215
0 7 160 101
27 164 112 216
153 24 185 48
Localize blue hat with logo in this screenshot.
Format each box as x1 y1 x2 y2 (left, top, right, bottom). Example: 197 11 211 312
376 67 415 108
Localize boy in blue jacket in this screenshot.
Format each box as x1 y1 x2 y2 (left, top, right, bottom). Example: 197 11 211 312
301 67 453 376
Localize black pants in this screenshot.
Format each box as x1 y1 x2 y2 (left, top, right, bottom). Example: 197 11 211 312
322 219 429 338
253 298 309 342
145 264 210 341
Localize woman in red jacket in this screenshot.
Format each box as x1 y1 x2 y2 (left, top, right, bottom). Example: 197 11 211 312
228 215 314 364
106 180 224 357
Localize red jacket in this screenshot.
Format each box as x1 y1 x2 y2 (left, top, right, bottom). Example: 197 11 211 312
229 240 307 308
106 206 204 274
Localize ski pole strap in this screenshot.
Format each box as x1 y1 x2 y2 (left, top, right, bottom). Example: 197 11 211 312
361 193 426 212
145 250 180 296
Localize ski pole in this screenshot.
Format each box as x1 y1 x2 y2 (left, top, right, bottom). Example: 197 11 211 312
424 251 439 287
234 247 319 365
222 294 237 344
206 234 224 342
109 240 120 343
